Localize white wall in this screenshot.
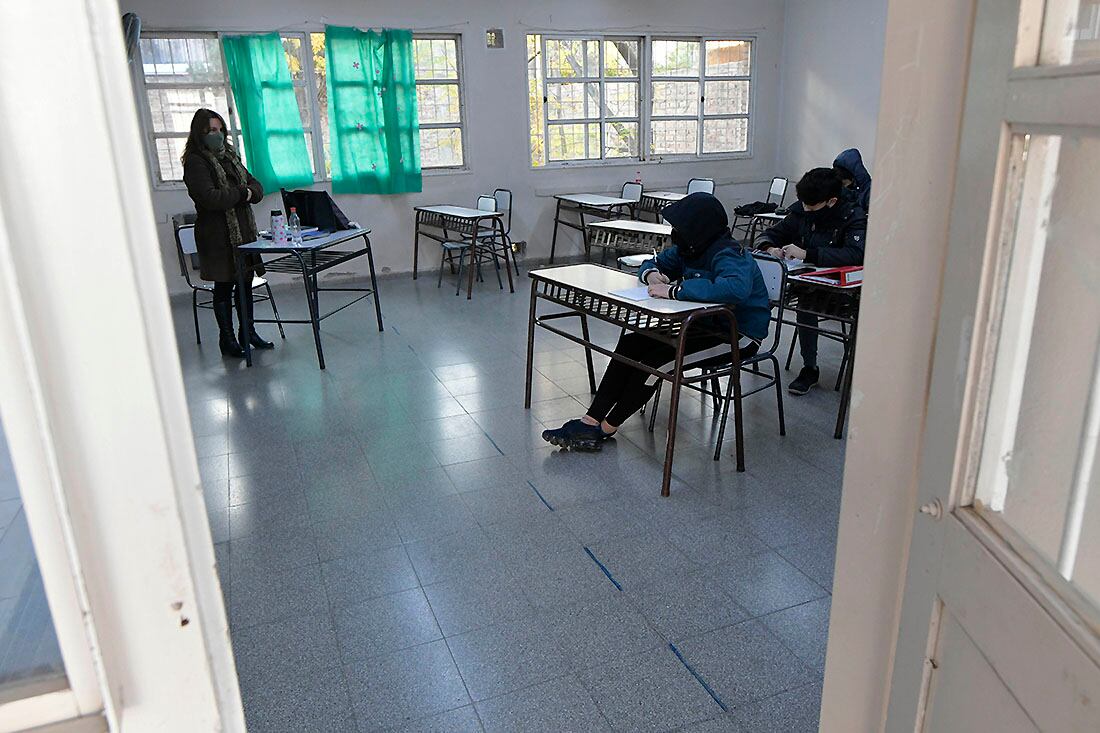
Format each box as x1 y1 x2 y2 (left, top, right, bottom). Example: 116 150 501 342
776 0 888 182
122 0 787 295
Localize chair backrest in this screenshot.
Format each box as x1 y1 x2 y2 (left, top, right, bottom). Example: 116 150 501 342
621 181 643 203
767 177 789 206
173 223 198 287
476 195 497 212
493 188 513 233
687 177 715 195
752 251 789 355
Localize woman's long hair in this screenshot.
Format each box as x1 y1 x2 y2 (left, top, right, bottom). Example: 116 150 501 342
180 108 235 164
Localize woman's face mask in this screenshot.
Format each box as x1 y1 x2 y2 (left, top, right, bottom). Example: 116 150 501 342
202 130 225 152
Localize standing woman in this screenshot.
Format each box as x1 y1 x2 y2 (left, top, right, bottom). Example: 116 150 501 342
182 108 274 358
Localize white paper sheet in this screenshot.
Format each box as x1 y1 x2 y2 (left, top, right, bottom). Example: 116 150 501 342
609 285 653 301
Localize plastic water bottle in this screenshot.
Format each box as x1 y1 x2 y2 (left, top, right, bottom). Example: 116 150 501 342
270 210 288 245
288 207 303 245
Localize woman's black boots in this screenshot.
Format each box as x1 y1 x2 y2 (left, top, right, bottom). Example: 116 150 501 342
213 300 246 358
236 285 275 350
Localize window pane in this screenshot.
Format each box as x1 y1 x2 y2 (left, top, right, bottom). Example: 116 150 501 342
420 127 463 167
155 137 187 182
652 81 699 116
527 34 545 167
311 32 331 177
704 80 750 115
604 121 638 158
705 40 751 76
975 134 1100 583
605 82 638 118
548 122 599 161
547 82 600 120
546 38 599 78
702 117 748 153
416 84 461 125
294 85 312 128
282 36 304 82
414 38 459 80
652 39 700 76
651 119 698 155
147 87 231 134
1038 0 1100 65
605 40 640 77
0 421 66 695
141 36 224 84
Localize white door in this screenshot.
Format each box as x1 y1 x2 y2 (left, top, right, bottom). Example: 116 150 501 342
887 0 1100 730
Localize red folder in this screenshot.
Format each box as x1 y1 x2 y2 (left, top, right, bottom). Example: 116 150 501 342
798 266 863 287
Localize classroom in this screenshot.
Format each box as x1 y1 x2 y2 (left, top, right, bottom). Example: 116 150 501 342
1 0 1098 731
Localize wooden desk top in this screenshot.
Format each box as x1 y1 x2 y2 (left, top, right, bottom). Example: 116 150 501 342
554 193 634 207
529 263 722 316
415 205 502 219
587 219 673 236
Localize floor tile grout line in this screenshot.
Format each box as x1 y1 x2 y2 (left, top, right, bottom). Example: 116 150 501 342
525 480 555 512
582 547 623 592
667 641 729 713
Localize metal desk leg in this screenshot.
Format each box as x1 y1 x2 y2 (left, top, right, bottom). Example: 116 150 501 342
579 208 590 261
834 324 857 439
237 249 252 367
661 331 691 497
295 252 325 369
364 234 384 332
579 314 596 394
524 283 538 409
499 220 515 294
413 216 421 279
549 199 562 264
466 220 480 300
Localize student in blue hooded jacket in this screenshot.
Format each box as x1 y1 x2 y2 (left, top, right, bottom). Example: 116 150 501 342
541 192 771 452
833 148 872 213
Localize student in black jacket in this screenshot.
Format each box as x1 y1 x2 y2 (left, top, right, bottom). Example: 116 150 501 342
756 168 867 395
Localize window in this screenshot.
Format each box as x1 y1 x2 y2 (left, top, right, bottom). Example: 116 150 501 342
527 35 641 166
526 35 753 166
137 34 242 183
412 36 466 168
137 31 466 186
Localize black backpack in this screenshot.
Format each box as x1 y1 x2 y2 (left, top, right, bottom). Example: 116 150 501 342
280 189 353 232
733 201 778 216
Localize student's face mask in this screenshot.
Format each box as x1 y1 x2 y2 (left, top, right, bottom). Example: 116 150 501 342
202 130 225 152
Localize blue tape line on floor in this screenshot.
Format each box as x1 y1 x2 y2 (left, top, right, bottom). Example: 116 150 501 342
483 432 505 456
668 642 728 712
390 324 400 335
583 546 623 592
526 480 554 511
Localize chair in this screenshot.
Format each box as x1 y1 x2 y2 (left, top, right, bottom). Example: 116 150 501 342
172 221 285 345
492 188 519 276
731 176 790 240
437 195 509 295
646 252 788 464
687 177 715 195
621 181 643 219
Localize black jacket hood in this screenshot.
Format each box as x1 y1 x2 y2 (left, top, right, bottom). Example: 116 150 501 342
660 193 730 257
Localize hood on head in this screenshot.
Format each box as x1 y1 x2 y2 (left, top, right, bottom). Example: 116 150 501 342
661 193 729 254
833 148 871 188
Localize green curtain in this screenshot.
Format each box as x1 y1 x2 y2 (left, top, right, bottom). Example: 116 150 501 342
222 33 314 193
325 26 422 195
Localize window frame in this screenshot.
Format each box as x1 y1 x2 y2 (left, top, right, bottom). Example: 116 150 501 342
538 34 644 165
526 32 756 170
133 31 244 190
134 30 471 190
412 33 470 173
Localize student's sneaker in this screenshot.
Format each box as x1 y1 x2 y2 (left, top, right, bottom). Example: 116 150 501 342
541 419 609 451
788 367 820 396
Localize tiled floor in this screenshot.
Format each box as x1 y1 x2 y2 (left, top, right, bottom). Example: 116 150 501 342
176 267 846 733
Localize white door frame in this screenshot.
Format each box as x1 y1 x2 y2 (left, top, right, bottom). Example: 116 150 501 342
818 0 980 728
0 0 244 730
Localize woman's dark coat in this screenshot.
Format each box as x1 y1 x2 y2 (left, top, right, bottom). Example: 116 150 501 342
182 152 265 282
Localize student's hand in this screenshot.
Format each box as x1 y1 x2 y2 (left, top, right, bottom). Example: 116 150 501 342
645 270 671 285
648 283 673 299
782 244 807 260
765 247 784 259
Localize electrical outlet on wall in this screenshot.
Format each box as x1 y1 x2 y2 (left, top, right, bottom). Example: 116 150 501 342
486 29 504 49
